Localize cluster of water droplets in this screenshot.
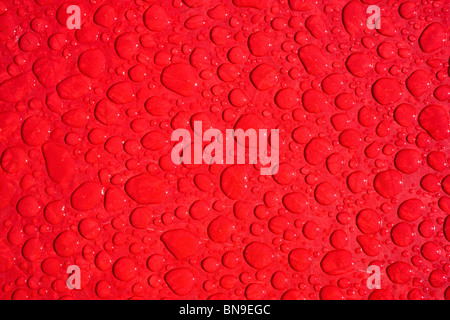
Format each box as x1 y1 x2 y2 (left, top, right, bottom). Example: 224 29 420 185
0 0 448 300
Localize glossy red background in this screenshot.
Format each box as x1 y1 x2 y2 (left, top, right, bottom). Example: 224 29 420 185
0 0 449 300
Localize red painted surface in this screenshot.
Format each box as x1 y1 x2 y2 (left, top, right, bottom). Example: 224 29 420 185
0 0 449 300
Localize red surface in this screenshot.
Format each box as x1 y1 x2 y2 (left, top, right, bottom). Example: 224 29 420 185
0 0 449 300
